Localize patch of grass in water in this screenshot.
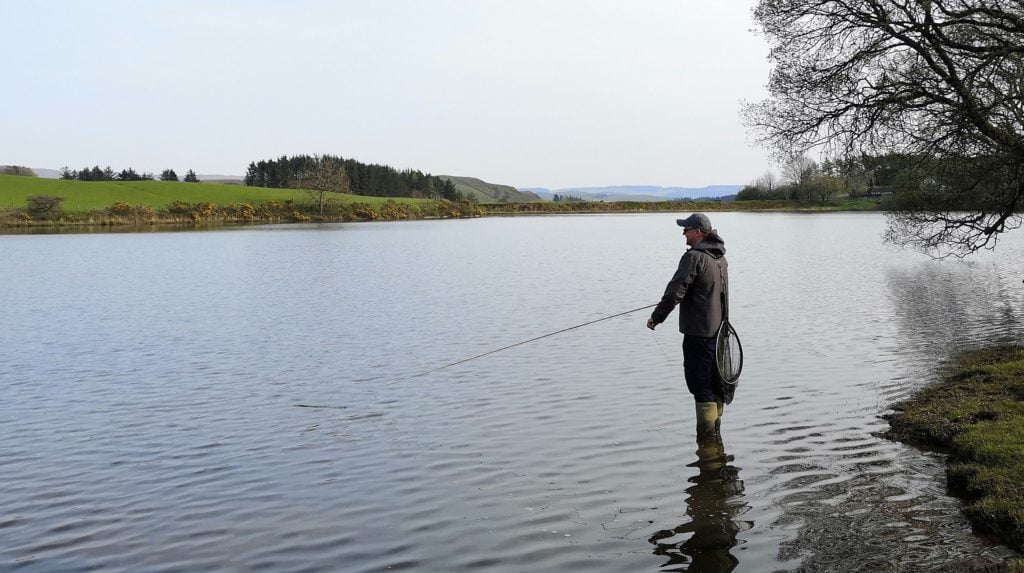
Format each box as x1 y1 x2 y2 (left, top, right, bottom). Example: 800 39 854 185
887 345 1024 552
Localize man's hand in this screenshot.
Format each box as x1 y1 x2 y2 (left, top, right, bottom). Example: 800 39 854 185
647 318 657 330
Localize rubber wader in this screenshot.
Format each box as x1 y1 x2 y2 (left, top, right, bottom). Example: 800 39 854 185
695 402 720 438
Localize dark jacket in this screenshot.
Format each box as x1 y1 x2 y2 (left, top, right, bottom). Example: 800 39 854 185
651 231 728 337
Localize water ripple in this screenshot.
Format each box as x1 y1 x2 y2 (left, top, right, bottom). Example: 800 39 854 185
2 215 1023 571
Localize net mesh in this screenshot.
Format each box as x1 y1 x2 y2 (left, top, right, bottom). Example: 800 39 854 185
716 321 743 385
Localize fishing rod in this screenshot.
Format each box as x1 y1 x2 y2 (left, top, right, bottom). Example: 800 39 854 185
401 303 658 381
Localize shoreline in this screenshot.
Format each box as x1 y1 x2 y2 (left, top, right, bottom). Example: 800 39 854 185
0 198 482 231
885 345 1024 555
0 198 884 232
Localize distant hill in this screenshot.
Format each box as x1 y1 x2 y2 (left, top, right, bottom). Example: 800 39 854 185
197 174 244 183
522 185 744 202
0 166 58 178
31 167 61 179
440 176 541 203
17 165 740 203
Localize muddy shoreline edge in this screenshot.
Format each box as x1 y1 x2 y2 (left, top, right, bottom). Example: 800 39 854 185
885 345 1024 558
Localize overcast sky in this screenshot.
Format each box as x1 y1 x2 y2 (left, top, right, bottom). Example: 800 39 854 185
2 1 774 189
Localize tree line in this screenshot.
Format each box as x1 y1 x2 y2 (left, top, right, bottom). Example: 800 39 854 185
1 164 201 182
59 166 200 182
552 193 585 203
1 165 37 177
243 154 465 202
737 153 914 202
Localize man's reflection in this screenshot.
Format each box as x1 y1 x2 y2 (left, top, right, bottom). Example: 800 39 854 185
649 434 752 572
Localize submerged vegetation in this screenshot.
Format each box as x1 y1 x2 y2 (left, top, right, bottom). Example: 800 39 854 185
887 346 1024 552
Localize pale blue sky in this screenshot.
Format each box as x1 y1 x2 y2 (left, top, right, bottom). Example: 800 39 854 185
2 1 773 188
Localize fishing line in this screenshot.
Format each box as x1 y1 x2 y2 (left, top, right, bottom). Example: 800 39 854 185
650 330 677 377
397 303 658 382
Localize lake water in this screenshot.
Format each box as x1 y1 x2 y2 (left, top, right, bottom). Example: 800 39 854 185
2 213 1023 572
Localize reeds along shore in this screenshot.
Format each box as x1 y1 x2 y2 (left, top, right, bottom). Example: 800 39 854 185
0 197 887 229
0 198 483 227
886 345 1024 554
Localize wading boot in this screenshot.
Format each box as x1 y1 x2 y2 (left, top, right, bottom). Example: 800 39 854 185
695 432 726 471
695 402 720 440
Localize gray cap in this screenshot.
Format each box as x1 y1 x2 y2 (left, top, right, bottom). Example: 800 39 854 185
676 213 712 231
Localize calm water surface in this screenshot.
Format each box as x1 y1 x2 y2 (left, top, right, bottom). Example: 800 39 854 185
2 213 1023 572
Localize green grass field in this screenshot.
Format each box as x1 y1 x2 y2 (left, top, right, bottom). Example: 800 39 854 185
0 175 432 212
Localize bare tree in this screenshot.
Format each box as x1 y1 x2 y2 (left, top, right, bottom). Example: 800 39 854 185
746 0 1024 256
295 155 351 214
26 195 64 219
782 156 816 187
755 170 778 193
782 155 818 200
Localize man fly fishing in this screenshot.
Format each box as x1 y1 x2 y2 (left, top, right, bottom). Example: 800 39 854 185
646 213 729 440
404 212 739 400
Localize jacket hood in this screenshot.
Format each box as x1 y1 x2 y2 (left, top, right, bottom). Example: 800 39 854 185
691 230 726 258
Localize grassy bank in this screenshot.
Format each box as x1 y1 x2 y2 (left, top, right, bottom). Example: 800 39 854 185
0 174 310 210
0 174 885 229
0 174 440 210
886 345 1024 551
0 174 478 227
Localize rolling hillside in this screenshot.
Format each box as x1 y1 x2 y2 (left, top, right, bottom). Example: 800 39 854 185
524 185 743 202
440 175 541 203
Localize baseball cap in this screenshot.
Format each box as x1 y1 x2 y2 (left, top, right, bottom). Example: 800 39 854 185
676 213 712 232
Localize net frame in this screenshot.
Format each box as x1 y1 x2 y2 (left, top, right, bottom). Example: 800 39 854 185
715 320 743 385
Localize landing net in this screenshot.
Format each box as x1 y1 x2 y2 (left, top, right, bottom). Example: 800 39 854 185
716 320 743 404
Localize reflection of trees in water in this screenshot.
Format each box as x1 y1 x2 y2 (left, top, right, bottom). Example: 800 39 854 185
884 262 1023 366
757 262 1024 572
649 435 752 572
